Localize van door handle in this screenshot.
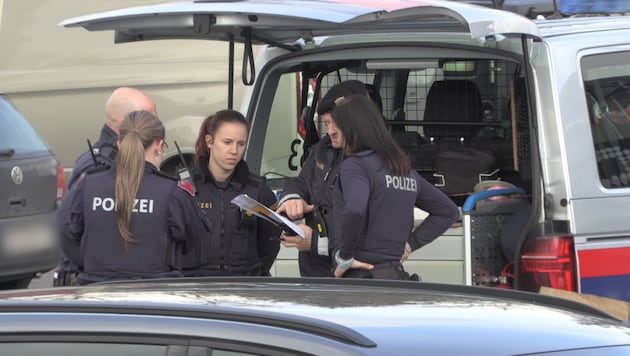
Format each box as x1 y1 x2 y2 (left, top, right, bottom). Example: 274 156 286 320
8 197 26 208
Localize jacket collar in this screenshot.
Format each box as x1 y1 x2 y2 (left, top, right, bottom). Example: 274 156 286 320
99 124 119 145
198 156 250 191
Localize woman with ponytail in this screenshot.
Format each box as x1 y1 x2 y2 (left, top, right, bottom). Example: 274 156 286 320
57 110 209 284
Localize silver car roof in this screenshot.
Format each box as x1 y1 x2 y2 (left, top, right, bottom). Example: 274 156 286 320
59 0 540 45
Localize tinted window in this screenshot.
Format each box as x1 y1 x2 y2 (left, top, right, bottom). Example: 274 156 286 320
582 51 630 188
0 96 49 157
2 342 167 356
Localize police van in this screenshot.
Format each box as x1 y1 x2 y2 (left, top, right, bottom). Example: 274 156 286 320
61 0 630 302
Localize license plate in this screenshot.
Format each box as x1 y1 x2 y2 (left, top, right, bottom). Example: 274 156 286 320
2 223 57 256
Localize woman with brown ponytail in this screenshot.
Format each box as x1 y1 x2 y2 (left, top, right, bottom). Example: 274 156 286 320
57 110 210 284
182 109 280 277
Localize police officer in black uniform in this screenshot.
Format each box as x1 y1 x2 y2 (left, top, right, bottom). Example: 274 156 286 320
183 110 280 276
56 110 208 284
54 87 158 286
326 95 460 279
276 80 371 277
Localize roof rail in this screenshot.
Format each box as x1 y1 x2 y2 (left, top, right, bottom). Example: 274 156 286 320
0 303 378 348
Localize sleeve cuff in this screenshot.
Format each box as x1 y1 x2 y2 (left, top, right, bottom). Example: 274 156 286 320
317 235 329 256
278 193 302 206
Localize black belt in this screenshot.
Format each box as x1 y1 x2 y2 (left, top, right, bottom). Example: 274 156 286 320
342 261 419 281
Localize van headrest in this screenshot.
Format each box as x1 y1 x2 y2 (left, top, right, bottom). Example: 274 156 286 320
423 80 483 139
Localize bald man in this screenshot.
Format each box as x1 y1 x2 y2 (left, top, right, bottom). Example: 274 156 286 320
65 87 157 188
54 87 157 287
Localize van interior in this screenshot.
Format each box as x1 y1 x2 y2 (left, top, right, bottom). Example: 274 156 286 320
247 52 535 284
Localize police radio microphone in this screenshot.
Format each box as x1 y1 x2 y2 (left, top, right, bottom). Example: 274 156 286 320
87 139 101 167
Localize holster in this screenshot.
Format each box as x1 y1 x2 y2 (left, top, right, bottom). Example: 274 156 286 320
52 269 79 287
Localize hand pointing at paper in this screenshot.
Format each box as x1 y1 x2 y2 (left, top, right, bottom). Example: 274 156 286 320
276 198 314 220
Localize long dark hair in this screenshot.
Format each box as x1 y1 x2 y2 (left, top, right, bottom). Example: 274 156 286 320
115 110 165 248
331 95 411 176
193 109 250 165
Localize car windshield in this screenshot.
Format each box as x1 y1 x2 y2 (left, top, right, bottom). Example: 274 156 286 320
0 96 49 157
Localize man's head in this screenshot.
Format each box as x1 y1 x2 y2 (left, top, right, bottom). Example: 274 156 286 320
104 87 157 134
318 80 369 149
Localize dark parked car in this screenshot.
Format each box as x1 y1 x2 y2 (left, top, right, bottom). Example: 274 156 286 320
0 278 629 355
0 94 65 289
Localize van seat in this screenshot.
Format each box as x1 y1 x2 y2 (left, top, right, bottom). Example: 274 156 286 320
423 80 483 140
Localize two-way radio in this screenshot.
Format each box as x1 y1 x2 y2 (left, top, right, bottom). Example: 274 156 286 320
174 140 197 195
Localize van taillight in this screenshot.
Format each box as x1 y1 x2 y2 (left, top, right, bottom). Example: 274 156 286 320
517 235 577 292
56 163 66 202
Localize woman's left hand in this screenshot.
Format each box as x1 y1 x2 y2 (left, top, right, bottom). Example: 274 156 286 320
334 259 374 278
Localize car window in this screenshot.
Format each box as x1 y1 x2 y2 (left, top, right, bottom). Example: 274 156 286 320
2 342 167 356
0 96 49 157
582 50 630 188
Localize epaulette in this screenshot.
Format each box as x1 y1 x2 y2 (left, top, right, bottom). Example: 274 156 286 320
84 164 111 175
74 164 111 185
155 170 178 181
247 172 263 188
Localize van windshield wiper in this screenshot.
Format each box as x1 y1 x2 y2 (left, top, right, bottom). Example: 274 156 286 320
0 148 15 158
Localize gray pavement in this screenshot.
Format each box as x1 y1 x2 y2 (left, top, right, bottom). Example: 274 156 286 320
28 269 55 289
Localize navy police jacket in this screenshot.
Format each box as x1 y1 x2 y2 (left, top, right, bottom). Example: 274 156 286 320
66 124 118 189
184 158 280 276
334 150 460 265
56 162 210 285
279 135 340 277
59 124 119 275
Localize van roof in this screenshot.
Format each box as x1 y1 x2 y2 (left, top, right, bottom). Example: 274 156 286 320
535 15 630 38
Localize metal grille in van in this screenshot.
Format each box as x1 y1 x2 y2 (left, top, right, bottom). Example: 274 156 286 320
316 59 530 195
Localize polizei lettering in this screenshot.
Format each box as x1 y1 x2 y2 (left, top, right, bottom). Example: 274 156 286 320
385 175 417 192
92 197 154 213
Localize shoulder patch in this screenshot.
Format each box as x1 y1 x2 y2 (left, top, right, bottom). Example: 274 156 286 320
177 179 196 196
75 172 87 185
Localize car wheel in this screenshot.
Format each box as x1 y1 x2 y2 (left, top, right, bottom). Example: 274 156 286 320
0 277 33 290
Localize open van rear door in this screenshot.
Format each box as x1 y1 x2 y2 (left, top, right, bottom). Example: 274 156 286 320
60 0 539 44
61 0 540 107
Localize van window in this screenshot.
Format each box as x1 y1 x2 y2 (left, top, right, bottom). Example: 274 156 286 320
582 51 630 188
261 72 302 184
258 57 530 196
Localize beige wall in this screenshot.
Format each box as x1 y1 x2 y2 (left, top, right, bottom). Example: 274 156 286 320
0 0 247 172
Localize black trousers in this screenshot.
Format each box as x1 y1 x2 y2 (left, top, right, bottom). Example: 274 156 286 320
342 261 420 281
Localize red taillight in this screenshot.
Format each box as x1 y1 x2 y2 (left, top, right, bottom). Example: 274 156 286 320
56 163 67 202
517 235 577 292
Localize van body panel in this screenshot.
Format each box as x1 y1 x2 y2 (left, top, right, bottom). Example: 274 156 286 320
577 245 630 301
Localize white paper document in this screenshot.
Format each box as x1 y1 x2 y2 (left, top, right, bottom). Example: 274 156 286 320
231 194 305 239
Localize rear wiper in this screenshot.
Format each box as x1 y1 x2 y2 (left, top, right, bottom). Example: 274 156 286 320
0 148 15 158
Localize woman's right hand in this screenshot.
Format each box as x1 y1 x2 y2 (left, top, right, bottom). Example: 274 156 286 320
276 198 314 220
